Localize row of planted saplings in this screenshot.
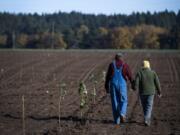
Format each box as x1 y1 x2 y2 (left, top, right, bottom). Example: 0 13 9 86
79 73 99 118
21 70 106 135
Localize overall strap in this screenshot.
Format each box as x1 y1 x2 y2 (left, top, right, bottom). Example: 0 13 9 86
120 63 124 71
113 61 117 71
113 60 124 71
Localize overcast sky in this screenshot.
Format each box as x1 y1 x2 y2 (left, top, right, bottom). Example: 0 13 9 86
0 0 179 15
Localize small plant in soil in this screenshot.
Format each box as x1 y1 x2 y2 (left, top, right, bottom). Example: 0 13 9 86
1 68 4 74
91 80 97 104
60 82 67 100
89 74 97 104
58 82 67 132
78 81 88 119
102 70 106 82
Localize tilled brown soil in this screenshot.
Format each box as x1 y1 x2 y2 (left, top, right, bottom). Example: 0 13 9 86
0 50 179 135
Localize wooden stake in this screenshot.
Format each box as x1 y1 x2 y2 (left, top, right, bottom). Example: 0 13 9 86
80 110 83 120
58 95 61 133
93 87 96 104
22 95 25 135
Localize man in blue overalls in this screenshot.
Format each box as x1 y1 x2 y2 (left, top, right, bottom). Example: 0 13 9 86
105 53 133 125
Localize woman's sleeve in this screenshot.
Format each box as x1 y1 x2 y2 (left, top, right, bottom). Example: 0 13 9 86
135 71 140 91
154 72 161 94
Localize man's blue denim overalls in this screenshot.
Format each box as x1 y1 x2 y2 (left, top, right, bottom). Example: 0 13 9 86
110 61 127 124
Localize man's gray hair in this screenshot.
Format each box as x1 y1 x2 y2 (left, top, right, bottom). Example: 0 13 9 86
115 53 123 60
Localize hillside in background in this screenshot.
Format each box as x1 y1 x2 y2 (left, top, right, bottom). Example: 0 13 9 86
0 10 180 49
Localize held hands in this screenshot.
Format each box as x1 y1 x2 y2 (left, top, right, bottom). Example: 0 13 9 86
158 94 162 98
157 91 162 98
131 80 136 91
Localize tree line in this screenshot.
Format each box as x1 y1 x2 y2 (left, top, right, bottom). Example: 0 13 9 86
0 10 180 49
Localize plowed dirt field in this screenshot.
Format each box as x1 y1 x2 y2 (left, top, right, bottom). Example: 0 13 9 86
0 50 179 135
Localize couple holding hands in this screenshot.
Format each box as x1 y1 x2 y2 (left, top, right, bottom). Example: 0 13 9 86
105 53 161 127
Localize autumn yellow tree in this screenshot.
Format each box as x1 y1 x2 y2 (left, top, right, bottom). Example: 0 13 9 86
36 32 67 49
16 34 29 48
53 33 67 49
133 25 166 49
0 35 7 48
76 25 89 40
109 27 133 49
